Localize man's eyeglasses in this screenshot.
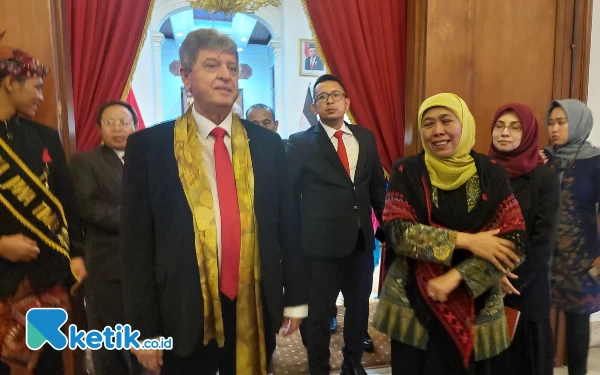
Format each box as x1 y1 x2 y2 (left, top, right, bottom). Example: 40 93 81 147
314 91 346 104
101 119 135 128
492 122 522 132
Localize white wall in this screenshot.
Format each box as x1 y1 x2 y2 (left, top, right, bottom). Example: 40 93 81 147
161 39 183 121
131 30 157 126
280 0 315 138
238 45 273 115
588 1 600 147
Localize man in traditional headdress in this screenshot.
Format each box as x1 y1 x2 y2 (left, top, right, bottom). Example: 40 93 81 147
121 28 307 375
0 32 85 374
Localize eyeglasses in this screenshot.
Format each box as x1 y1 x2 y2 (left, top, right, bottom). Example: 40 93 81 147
314 91 346 104
101 119 135 128
492 122 522 132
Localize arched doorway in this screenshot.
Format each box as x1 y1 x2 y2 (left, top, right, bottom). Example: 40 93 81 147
138 0 283 127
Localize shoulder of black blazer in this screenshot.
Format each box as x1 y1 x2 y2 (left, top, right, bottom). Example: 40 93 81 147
288 122 376 147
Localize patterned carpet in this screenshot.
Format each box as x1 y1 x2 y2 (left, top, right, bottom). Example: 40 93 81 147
271 301 391 374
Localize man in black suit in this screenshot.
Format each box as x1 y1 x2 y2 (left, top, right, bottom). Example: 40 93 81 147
121 29 307 375
304 43 324 71
70 100 141 375
287 74 386 375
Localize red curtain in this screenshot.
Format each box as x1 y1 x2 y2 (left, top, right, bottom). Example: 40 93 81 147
304 0 407 172
67 0 152 152
125 89 146 130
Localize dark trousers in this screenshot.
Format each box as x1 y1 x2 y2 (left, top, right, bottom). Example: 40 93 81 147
565 312 590 375
301 233 374 375
0 347 63 374
390 339 504 375
263 295 276 371
86 278 142 375
161 294 236 375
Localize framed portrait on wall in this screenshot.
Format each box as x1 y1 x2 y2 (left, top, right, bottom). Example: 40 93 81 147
181 87 194 114
299 39 326 76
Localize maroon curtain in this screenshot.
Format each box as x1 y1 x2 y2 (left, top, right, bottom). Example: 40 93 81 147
67 0 152 151
304 0 407 172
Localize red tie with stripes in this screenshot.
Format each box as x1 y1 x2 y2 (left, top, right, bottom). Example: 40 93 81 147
210 126 241 300
334 130 350 176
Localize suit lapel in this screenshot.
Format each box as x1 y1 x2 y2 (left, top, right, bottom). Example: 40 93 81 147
314 123 352 182
243 122 266 219
100 146 124 185
348 125 367 181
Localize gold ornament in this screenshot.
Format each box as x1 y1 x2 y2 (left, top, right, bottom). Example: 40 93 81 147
188 0 281 14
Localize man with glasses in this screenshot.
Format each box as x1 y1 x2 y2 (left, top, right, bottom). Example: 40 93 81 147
70 100 141 375
287 74 386 375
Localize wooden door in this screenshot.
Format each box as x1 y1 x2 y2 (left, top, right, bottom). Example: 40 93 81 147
405 0 593 157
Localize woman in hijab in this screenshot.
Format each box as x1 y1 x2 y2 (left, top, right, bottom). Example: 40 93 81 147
373 93 527 375
545 99 600 375
488 103 560 375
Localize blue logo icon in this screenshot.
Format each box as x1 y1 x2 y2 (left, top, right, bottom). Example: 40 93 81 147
25 308 173 351
26 308 69 350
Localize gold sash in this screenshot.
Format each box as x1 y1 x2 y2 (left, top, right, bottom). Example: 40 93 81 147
174 109 265 374
0 136 79 293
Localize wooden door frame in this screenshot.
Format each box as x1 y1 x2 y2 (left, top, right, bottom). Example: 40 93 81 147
403 0 427 157
552 0 594 104
50 0 77 159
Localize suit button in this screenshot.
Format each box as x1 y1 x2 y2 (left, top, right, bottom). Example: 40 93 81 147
353 206 358 211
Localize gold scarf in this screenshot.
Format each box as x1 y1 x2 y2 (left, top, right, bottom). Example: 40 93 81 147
418 93 477 190
174 109 265 374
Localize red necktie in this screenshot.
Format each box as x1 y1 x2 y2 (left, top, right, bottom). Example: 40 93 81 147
310 58 315 69
210 127 241 300
334 130 350 176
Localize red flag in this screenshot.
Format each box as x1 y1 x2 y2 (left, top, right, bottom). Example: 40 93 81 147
125 89 146 130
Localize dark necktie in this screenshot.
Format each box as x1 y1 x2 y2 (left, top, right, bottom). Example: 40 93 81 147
210 127 241 300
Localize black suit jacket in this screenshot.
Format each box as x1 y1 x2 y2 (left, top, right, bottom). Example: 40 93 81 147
287 123 386 258
120 119 308 357
503 164 560 320
304 56 324 71
70 146 124 281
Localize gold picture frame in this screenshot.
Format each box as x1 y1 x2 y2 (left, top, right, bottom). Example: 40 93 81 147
299 39 326 77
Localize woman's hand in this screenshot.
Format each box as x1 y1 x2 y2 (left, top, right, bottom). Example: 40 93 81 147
539 149 548 164
427 269 462 303
501 272 520 296
456 229 519 272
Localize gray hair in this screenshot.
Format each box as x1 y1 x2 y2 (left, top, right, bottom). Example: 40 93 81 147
179 29 239 72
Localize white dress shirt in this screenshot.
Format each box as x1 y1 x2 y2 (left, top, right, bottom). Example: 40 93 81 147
113 149 125 164
321 122 360 182
192 107 307 318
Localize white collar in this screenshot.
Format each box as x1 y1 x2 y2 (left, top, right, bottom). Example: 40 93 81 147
321 121 352 139
192 105 233 139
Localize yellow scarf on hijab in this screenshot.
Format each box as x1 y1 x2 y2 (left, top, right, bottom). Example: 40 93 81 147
418 93 477 190
174 109 266 374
